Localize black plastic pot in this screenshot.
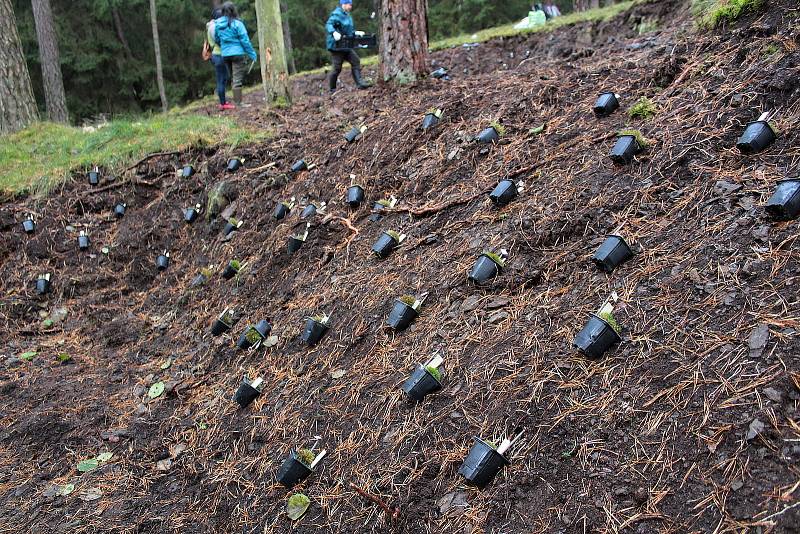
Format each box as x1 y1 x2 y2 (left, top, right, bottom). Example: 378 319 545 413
237 326 264 350
766 179 800 220
302 318 328 345
227 158 243 172
458 437 510 489
345 127 362 143
301 204 317 219
78 234 90 250
233 379 261 408
592 235 634 273
276 451 313 488
181 165 195 178
573 314 621 359
290 159 308 173
737 121 776 155
371 232 399 258
287 236 305 254
422 113 440 130
469 254 502 283
255 319 272 338
609 135 642 165
184 207 199 224
22 219 36 234
401 364 442 402
36 278 51 295
489 180 518 207
387 300 418 331
223 220 240 236
431 67 448 79
593 92 620 117
347 185 365 208
221 262 240 280
274 203 290 220
476 126 500 144
88 170 100 185
156 253 170 271
210 318 232 336
114 203 126 218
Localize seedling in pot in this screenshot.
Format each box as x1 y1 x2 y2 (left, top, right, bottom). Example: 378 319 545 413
233 375 263 408
371 229 406 259
301 201 326 220
422 108 444 130
184 204 202 224
22 214 36 234
210 308 235 336
78 231 90 251
476 121 505 144
223 217 243 236
274 197 296 220
221 259 244 280
573 297 623 359
181 165 195 178
489 180 524 207
88 166 101 185
302 314 329 346
236 319 271 350
737 112 778 155
459 429 524 488
344 125 367 143
288 224 310 254
290 159 316 173
766 179 800 220
156 250 170 271
370 196 397 222
469 249 508 283
113 202 127 218
593 92 621 117
592 234 634 273
609 130 647 165
277 447 327 488
430 67 449 80
347 178 365 209
227 157 244 172
401 354 444 402
36 273 52 295
387 294 425 331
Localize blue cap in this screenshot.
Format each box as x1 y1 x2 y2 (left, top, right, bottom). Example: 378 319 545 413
340 0 352 5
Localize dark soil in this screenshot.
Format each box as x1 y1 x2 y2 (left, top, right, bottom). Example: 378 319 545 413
3 1 800 532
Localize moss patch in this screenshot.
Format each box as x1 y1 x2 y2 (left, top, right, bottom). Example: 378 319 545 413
628 97 658 120
425 365 442 382
618 129 651 148
297 448 316 467
599 311 622 334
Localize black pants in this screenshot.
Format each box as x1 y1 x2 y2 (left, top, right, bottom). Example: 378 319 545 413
330 49 361 75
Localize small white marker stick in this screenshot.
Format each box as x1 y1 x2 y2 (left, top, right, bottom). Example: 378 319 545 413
309 449 327 469
426 355 444 369
250 377 263 389
758 111 771 122
497 430 525 455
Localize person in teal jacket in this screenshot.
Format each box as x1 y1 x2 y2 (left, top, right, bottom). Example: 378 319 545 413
326 0 370 94
215 2 257 106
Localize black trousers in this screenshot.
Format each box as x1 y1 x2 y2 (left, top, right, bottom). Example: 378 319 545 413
330 49 361 76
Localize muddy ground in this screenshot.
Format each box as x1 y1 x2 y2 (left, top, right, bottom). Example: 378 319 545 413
2 0 800 532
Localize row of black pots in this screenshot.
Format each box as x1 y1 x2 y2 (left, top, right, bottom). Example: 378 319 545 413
223 219 243 236
288 235 306 254
400 364 442 402
737 120 776 155
422 109 443 131
221 260 241 280
767 179 800 220
236 319 272 350
489 179 518 207
592 235 633 273
210 309 236 336
301 204 317 219
291 159 317 173
88 168 101 185
274 202 292 220
182 165 195 178
78 232 90 250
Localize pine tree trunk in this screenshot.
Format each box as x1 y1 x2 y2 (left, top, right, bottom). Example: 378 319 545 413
0 0 39 134
279 0 296 75
379 0 429 83
31 0 68 123
111 7 134 60
255 0 292 105
149 0 168 112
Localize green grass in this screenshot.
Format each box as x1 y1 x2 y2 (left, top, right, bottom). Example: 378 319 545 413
0 114 265 195
692 0 765 27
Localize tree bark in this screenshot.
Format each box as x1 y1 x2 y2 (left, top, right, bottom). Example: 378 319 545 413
111 7 134 60
279 0 296 75
255 0 292 105
31 0 68 123
379 0 429 83
0 0 39 134
149 0 168 112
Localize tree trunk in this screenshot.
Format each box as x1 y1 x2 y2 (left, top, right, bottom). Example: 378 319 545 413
111 7 134 60
379 0 429 83
255 0 292 105
279 0 296 75
31 0 68 123
149 0 168 112
0 0 39 134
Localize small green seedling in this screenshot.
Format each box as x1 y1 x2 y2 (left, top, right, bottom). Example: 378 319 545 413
57 353 71 363
20 351 37 361
245 327 263 344
148 381 165 399
489 121 506 137
310 314 330 325
297 448 316 466
482 250 507 268
599 311 622 335
385 230 406 243
425 108 444 119
219 308 235 326
618 129 651 148
424 354 444 381
628 97 657 120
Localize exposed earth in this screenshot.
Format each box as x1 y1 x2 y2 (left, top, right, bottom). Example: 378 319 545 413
2 1 800 533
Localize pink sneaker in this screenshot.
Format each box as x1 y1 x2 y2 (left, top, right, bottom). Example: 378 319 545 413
222 102 236 110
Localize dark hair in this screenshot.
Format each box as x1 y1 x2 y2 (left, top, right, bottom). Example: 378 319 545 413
211 8 222 19
221 2 238 19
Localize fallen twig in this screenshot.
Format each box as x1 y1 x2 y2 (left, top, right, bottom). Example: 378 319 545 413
349 482 400 520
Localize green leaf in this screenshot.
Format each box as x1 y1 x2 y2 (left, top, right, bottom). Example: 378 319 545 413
20 351 37 361
287 493 311 520
529 124 546 135
160 358 172 370
148 381 165 399
77 459 99 472
57 353 71 363
42 319 54 328
96 452 114 463
197 422 208 430
57 483 75 496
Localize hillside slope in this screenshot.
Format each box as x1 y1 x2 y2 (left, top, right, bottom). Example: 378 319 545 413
2 1 800 533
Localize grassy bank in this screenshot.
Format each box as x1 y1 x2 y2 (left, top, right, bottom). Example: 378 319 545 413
0 114 265 196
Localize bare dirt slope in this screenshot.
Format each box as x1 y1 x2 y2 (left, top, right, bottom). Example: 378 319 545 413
2 1 800 533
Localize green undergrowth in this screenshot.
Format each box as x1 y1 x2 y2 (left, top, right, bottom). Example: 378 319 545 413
0 115 265 196
628 97 658 120
692 0 765 27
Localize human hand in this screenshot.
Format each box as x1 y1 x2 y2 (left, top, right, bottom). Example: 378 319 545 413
333 31 342 41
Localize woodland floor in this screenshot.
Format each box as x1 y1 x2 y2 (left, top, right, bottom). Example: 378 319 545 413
2 1 800 533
